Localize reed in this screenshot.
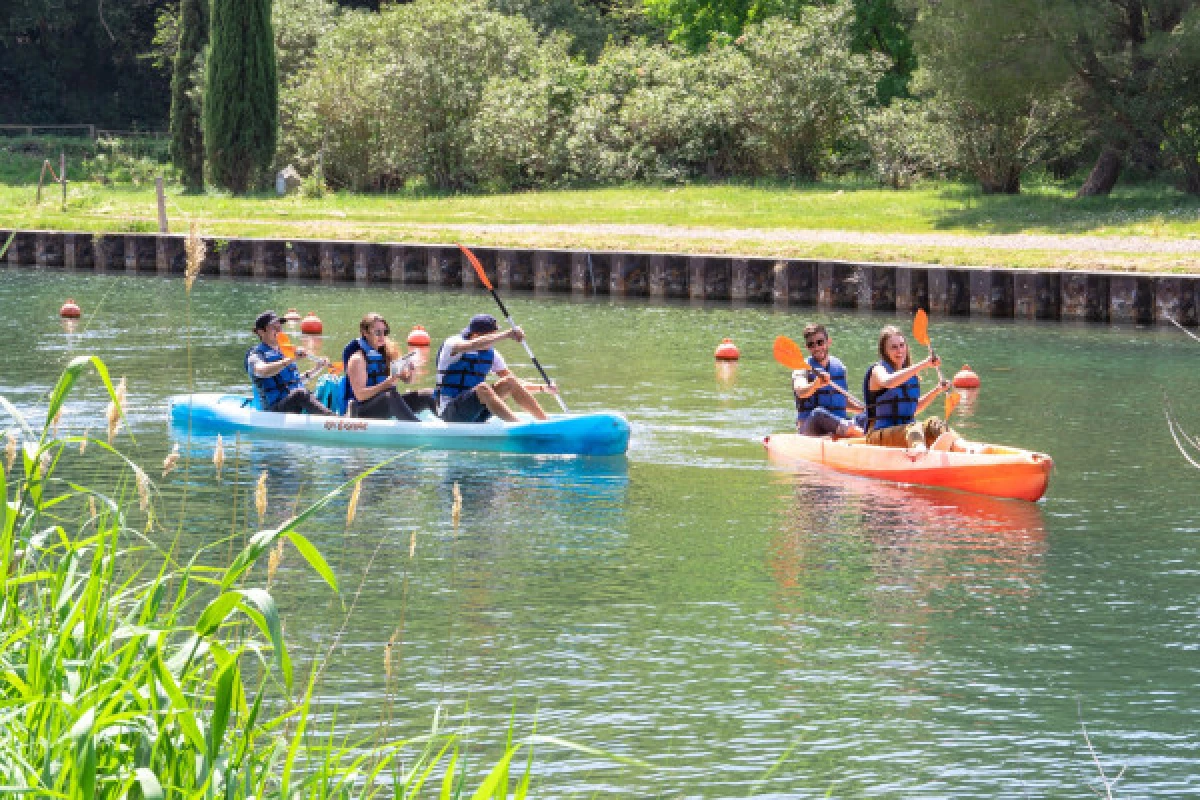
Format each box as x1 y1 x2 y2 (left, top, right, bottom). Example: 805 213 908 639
0 356 628 797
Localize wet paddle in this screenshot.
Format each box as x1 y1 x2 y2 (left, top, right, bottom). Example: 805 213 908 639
944 389 961 419
772 335 862 405
276 331 297 359
458 243 568 412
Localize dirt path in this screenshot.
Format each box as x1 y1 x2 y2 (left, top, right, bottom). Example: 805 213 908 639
408 223 1200 255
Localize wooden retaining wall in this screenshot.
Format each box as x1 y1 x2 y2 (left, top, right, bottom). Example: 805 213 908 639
2 229 1196 325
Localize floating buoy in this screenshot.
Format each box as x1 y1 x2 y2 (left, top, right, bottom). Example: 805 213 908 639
714 337 740 361
953 364 980 389
59 299 81 318
300 311 323 334
407 325 431 347
284 308 302 324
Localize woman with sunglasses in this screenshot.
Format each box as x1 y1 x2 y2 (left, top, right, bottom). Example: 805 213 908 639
862 325 954 451
343 313 437 421
792 323 864 438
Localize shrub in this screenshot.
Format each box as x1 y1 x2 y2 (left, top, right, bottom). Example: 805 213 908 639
865 99 948 188
737 8 886 181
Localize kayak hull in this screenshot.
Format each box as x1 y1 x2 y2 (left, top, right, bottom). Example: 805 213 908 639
168 394 630 456
764 433 1052 502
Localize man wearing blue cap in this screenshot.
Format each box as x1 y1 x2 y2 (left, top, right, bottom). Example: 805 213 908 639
434 314 557 423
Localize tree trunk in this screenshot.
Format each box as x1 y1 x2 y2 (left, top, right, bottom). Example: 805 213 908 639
1076 146 1121 197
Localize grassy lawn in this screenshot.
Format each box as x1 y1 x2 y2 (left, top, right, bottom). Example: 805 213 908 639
3 139 1199 271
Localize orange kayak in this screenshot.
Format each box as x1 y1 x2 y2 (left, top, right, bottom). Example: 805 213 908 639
763 433 1053 502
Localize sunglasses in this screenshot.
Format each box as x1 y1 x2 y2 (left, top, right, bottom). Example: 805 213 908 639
888 342 907 350
370 327 390 336
805 338 826 348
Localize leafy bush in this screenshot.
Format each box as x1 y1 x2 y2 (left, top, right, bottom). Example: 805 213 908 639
737 8 886 181
865 99 948 188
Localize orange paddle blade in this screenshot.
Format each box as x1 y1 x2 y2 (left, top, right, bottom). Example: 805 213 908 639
277 331 296 359
773 336 809 370
329 361 344 375
945 390 961 419
912 309 930 347
457 243 493 291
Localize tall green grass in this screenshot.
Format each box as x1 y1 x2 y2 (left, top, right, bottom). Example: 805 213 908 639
0 356 624 798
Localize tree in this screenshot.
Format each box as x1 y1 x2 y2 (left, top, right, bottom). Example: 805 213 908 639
1040 0 1200 195
910 0 1075 193
170 0 208 191
205 0 278 193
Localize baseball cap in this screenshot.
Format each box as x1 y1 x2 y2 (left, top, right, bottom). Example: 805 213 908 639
254 310 282 330
463 313 499 337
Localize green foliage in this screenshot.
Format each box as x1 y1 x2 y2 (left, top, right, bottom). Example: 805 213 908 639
0 356 616 797
865 99 947 188
642 0 770 49
170 0 209 191
1151 6 1200 192
910 0 1076 193
0 0 169 129
205 0 278 193
738 9 885 180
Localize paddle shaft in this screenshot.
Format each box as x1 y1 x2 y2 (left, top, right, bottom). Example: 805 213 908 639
486 287 568 412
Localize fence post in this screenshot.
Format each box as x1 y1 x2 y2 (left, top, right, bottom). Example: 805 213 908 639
155 178 168 233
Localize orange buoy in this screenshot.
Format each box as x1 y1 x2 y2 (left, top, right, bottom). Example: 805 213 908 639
59 298 81 318
406 325 431 347
953 364 980 389
714 337 740 361
284 308 302 323
300 311 323 334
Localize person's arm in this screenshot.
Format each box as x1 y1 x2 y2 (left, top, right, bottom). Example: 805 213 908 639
347 352 395 401
915 380 951 415
792 369 828 400
868 354 940 392
449 327 524 355
250 350 291 378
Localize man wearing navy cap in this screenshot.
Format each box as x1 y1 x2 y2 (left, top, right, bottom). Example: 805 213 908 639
433 313 557 423
246 310 334 415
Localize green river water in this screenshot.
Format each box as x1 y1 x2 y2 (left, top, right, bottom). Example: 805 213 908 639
3 269 1200 798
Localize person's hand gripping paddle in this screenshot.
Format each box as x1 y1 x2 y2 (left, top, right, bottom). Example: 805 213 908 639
912 309 959 419
457 243 568 412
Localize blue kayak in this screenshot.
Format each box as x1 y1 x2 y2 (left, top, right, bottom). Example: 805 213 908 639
168 393 630 456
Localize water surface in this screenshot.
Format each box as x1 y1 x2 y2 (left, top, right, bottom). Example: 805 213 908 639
4 269 1199 798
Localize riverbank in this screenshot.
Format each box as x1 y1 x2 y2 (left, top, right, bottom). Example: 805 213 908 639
2 180 1199 272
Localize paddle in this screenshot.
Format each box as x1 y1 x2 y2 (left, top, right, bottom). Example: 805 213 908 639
913 308 961 416
457 243 568 412
276 331 297 359
772 335 862 405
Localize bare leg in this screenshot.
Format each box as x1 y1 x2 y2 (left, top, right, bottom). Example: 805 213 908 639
492 375 548 421
472 382 518 422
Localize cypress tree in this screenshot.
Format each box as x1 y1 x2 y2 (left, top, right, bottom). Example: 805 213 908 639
204 0 278 193
169 0 209 191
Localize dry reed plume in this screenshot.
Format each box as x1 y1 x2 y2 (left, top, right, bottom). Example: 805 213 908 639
51 408 63 438
134 466 150 511
451 482 462 527
87 495 97 519
346 481 362 526
409 530 416 558
37 451 50 480
267 538 284 587
213 434 225 481
384 627 401 680
106 377 127 443
4 431 16 474
162 443 180 477
255 470 268 524
79 429 88 454
185 222 205 293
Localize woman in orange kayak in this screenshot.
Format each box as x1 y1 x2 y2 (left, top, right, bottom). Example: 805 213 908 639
862 325 957 451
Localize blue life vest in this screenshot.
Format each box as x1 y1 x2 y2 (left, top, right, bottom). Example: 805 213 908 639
794 355 849 422
246 342 301 410
342 337 389 402
863 360 920 431
435 342 495 403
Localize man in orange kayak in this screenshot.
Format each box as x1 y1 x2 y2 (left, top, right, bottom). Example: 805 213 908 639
862 325 956 451
792 323 865 438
